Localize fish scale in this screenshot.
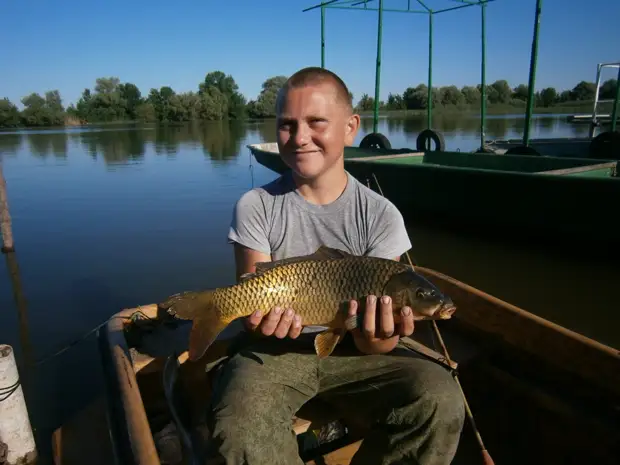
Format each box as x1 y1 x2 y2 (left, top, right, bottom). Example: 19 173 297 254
211 257 409 325
160 246 455 361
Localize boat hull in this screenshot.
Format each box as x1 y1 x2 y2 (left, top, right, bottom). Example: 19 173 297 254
249 143 619 249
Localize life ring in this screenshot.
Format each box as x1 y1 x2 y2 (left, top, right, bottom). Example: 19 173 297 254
416 129 446 152
505 145 541 156
359 133 392 150
588 130 620 160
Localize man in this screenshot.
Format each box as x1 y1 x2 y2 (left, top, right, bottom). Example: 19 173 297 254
207 67 465 465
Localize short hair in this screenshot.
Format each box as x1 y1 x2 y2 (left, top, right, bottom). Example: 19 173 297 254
276 66 353 113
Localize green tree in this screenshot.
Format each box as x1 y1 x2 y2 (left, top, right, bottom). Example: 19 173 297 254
599 79 618 100
512 84 529 101
0 98 21 127
538 87 558 107
570 81 596 101
247 76 288 119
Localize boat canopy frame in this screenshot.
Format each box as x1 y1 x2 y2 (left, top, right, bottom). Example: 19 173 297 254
302 0 508 152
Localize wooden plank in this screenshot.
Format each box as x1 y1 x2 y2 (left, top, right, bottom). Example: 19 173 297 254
347 152 424 161
537 161 617 175
305 440 363 465
400 336 458 370
52 397 115 465
293 417 312 435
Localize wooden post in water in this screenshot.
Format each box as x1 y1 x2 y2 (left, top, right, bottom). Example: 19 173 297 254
0 164 15 253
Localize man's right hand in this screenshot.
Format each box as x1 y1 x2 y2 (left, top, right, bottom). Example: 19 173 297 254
244 307 303 339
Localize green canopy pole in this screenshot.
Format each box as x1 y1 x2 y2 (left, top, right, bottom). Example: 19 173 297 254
427 11 433 129
610 66 620 132
321 5 326 68
523 0 543 147
373 0 384 134
480 0 487 149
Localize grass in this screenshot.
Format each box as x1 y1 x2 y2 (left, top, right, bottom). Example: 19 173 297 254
356 100 604 117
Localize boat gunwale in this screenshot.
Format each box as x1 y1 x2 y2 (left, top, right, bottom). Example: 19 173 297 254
247 143 619 179
99 304 161 465
416 267 619 361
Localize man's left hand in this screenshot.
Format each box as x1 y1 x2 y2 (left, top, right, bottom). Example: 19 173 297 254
347 295 415 355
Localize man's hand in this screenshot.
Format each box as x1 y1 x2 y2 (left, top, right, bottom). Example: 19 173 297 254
348 295 415 355
244 307 303 339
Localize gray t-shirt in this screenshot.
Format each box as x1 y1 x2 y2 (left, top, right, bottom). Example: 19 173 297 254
226 170 412 334
228 170 411 260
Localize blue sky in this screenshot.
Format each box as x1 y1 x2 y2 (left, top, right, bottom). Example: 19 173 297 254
2 0 619 108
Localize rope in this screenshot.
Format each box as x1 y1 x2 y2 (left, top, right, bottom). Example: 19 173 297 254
0 308 155 406
5 308 155 371
0 380 20 403
32 308 155 367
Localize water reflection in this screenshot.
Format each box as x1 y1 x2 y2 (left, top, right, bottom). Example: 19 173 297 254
26 132 68 159
80 129 146 164
0 114 592 164
0 133 24 156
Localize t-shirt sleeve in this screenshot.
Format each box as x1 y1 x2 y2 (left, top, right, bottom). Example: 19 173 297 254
366 200 412 259
227 189 271 255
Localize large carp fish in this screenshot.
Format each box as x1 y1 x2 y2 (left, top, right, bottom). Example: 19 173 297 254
161 246 456 361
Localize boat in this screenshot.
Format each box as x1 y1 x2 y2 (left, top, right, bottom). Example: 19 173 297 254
50 265 620 465
484 61 620 160
483 136 594 158
248 142 619 250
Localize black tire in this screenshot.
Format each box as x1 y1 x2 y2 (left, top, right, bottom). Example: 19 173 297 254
416 129 446 152
360 132 391 150
588 130 620 160
505 145 541 156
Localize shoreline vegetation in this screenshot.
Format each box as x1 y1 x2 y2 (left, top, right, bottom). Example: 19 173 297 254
0 71 616 130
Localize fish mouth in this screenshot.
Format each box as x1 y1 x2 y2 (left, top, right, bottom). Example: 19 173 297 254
436 303 457 319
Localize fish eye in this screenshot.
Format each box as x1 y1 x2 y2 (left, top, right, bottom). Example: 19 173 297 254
415 289 426 299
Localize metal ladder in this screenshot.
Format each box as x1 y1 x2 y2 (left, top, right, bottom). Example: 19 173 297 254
588 62 620 139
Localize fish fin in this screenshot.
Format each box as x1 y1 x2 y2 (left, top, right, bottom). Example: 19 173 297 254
239 272 255 282
254 246 354 274
160 290 226 361
160 291 213 320
314 328 344 359
311 245 354 260
187 312 228 361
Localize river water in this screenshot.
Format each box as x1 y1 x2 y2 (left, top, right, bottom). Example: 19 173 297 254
0 113 616 462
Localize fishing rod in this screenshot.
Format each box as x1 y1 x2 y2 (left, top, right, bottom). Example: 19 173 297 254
370 172 495 465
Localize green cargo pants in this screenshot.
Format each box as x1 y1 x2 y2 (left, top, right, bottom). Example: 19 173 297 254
205 332 465 465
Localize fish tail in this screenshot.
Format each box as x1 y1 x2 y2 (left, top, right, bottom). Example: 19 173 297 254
161 290 226 361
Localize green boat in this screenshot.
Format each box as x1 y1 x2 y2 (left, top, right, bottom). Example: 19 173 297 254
301 1 620 160
248 142 619 248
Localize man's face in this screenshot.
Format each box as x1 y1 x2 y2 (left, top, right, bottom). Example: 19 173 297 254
276 81 359 180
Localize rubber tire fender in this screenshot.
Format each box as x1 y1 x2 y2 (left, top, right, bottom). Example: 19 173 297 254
360 133 392 150
416 129 446 152
588 130 620 160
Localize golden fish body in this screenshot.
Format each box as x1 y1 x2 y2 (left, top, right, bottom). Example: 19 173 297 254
162 246 455 361
214 253 407 325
